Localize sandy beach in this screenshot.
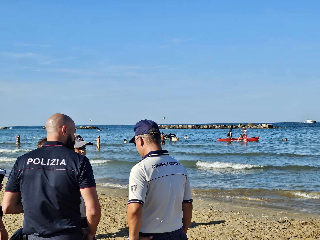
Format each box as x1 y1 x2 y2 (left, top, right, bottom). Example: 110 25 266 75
1 185 320 240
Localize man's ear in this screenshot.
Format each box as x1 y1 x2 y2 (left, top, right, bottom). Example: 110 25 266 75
140 137 145 147
61 125 67 136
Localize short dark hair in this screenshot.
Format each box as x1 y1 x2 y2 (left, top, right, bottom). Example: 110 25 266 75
142 128 161 145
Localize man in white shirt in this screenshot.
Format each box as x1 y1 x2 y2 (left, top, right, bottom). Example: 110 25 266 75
127 120 193 240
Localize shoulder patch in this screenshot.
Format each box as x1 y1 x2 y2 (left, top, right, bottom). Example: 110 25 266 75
130 184 138 192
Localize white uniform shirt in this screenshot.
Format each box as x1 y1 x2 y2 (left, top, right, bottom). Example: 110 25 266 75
128 150 193 233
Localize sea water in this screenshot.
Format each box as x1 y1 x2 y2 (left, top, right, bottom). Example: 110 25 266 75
0 123 319 214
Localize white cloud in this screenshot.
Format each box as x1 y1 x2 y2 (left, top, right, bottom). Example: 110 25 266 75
106 65 144 70
158 37 194 49
35 68 95 75
13 43 50 47
105 65 167 70
0 52 37 59
170 38 191 45
0 52 75 65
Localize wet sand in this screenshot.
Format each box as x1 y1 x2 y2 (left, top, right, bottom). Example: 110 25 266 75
1 186 320 239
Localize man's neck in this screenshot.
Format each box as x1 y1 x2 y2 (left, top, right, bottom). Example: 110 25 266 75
142 145 162 158
47 135 64 144
47 137 59 141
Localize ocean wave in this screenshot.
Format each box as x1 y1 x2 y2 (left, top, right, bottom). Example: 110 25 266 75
195 161 319 171
265 165 319 171
0 149 31 153
0 157 16 162
171 151 320 158
291 191 320 199
101 183 128 189
196 161 263 170
193 188 320 201
229 196 266 202
90 160 111 165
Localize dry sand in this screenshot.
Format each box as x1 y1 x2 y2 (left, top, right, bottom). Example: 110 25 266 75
1 186 320 239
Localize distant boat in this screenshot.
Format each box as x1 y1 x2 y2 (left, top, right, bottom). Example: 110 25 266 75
305 119 316 123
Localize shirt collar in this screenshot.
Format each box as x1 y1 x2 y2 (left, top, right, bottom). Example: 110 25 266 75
42 141 65 147
141 150 169 161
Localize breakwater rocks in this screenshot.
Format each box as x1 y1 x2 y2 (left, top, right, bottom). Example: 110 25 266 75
76 126 99 129
159 123 278 129
42 125 99 129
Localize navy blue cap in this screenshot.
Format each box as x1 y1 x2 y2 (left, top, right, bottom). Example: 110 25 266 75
129 119 160 143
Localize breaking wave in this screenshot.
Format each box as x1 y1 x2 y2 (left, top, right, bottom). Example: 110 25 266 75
90 160 111 165
101 183 127 189
196 161 319 171
0 157 16 162
291 191 320 199
0 149 31 153
196 161 263 170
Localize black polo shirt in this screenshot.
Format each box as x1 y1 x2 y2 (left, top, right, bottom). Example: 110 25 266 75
5 141 96 236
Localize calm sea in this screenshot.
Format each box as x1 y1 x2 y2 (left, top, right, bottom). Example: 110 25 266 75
0 122 319 214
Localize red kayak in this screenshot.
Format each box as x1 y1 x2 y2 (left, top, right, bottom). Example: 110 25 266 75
218 136 259 142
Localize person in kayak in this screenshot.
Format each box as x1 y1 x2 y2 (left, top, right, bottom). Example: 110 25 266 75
227 129 232 139
239 127 247 139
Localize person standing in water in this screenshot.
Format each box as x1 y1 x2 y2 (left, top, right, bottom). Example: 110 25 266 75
95 136 100 151
15 135 20 145
227 129 232 139
160 132 165 145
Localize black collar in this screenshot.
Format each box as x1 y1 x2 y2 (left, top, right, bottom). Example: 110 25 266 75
141 150 169 161
42 141 65 147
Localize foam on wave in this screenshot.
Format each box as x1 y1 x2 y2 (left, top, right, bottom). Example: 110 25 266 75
0 149 31 153
102 183 128 189
196 161 263 170
0 157 16 162
90 160 111 165
292 191 320 199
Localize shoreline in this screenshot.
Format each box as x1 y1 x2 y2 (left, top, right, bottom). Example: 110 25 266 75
97 180 320 215
1 186 319 239
98 185 320 219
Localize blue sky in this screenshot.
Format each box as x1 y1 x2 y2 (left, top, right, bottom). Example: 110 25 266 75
0 1 319 126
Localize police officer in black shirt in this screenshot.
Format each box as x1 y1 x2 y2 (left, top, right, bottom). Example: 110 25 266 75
2 113 101 240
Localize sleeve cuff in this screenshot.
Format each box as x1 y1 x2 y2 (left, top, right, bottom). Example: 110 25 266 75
128 199 144 205
79 183 96 189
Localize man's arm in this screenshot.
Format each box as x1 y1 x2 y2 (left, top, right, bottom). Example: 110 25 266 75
127 203 142 240
80 187 101 239
126 203 153 240
0 184 9 240
182 202 193 233
0 218 8 240
2 192 23 214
